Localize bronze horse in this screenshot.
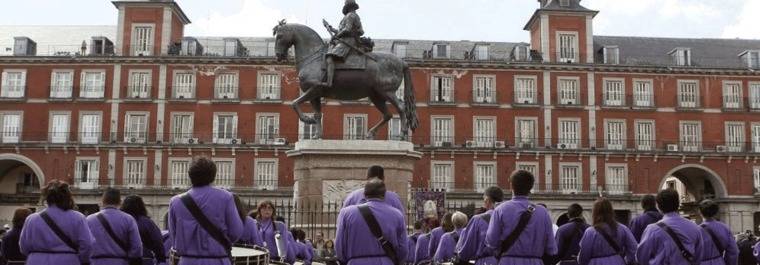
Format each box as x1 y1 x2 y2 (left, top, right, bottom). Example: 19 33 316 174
273 21 418 140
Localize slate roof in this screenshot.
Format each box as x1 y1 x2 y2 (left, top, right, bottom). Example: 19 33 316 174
539 0 596 13
0 26 116 56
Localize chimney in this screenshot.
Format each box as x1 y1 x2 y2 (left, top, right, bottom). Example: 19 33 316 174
538 0 548 8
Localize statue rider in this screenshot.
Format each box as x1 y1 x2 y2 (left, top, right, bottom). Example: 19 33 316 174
322 0 364 88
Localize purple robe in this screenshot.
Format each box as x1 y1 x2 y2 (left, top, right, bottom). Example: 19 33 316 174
485 196 557 265
636 212 704 265
257 218 296 263
342 188 405 216
456 210 497 265
86 207 143 265
239 217 264 247
335 199 407 265
168 186 244 265
406 232 421 263
555 218 590 264
134 215 166 265
699 220 738 265
427 227 445 259
294 241 313 265
434 228 464 263
576 223 637 265
414 233 431 264
629 210 663 242
161 230 171 259
19 206 95 265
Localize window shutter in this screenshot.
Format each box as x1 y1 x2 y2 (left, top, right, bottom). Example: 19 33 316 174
1 72 7 93
232 115 238 138
20 71 26 91
212 116 219 141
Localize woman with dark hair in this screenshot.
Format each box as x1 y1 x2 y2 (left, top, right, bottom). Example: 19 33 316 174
577 198 637 265
1 208 32 264
321 239 338 265
256 201 295 263
121 195 166 265
19 180 94 265
231 194 263 247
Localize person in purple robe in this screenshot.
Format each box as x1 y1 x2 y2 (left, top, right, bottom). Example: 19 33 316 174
342 165 405 215
335 179 407 265
414 228 432 264
554 203 590 265
231 194 263 247
428 212 453 260
455 186 504 265
168 157 245 265
434 211 467 263
628 195 663 242
1 208 32 264
255 201 295 264
485 170 557 265
406 220 424 264
697 200 738 265
289 229 313 265
121 195 167 265
637 188 704 265
86 188 143 265
576 198 637 265
20 180 95 265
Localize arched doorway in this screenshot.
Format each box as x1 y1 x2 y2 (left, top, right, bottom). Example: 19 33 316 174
659 165 727 220
0 154 44 194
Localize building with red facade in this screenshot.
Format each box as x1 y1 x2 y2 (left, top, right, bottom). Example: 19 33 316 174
1 0 760 232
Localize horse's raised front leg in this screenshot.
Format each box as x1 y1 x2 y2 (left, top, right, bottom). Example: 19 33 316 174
292 86 321 125
366 94 393 140
309 97 323 139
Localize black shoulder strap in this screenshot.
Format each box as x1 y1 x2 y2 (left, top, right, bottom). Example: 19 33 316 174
558 221 584 259
594 225 623 258
96 213 130 255
700 224 725 254
657 222 697 264
357 204 399 265
40 211 79 252
499 204 535 257
479 213 491 224
180 193 232 253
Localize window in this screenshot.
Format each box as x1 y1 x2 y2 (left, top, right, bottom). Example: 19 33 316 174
267 42 276 57
1 70 26 98
128 71 151 99
132 25 154 56
214 160 234 188
635 120 655 151
431 162 453 191
750 82 760 109
753 123 760 153
124 159 146 188
388 117 404 141
603 79 625 106
723 82 742 109
754 167 760 191
559 0 570 6
75 158 99 189
215 73 239 99
605 120 626 150
514 76 537 104
171 113 193 143
50 113 70 144
431 117 454 147
606 165 627 194
512 45 530 61
560 164 581 193
124 113 148 143
344 114 367 140
81 71 105 98
680 121 702 152
173 72 195 99
431 75 454 102
256 114 280 144
433 44 449 59
50 70 73 98
558 33 578 62
298 114 321 140
474 162 496 192
671 48 691 66
0 113 21 143
604 46 619 64
516 118 537 148
170 159 191 188
473 76 496 103
558 119 580 149
79 114 101 144
725 122 745 152
475 45 489 60
255 159 278 190
633 80 654 107
213 114 238 144
558 77 580 105
258 73 281 100
517 162 539 192
678 80 700 108
473 117 496 147
393 43 407 58
749 51 760 69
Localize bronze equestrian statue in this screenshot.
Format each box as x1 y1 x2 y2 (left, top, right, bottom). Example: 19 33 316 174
272 0 419 140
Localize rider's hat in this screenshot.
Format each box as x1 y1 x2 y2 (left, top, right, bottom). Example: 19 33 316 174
343 0 359 15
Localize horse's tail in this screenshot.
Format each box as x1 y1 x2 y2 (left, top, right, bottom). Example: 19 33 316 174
403 62 419 132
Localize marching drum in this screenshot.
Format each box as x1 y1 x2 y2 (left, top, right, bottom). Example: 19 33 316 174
232 245 271 265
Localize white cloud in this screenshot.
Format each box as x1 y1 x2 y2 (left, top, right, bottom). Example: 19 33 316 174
722 0 760 39
185 0 299 37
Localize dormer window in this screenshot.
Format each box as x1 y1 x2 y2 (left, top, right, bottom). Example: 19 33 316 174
475 44 489 60
433 43 450 59
557 32 578 63
559 0 570 7
741 50 760 69
392 42 408 58
512 45 530 61
603 46 619 64
670 48 691 66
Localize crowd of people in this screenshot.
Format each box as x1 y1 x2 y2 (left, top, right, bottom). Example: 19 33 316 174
1 156 760 265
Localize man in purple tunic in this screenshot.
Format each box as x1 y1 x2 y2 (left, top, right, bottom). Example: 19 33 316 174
637 188 704 265
427 212 453 260
406 221 424 264
697 200 738 265
86 188 143 265
434 211 468 263
342 165 405 215
414 231 432 264
456 186 504 265
628 195 663 242
168 157 244 265
485 170 557 265
554 203 589 265
336 179 407 265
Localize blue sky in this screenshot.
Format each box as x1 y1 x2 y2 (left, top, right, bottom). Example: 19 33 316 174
0 0 758 42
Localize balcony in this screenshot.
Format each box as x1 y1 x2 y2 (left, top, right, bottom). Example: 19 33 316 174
122 86 152 102
464 137 506 149
49 85 73 100
513 90 539 107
